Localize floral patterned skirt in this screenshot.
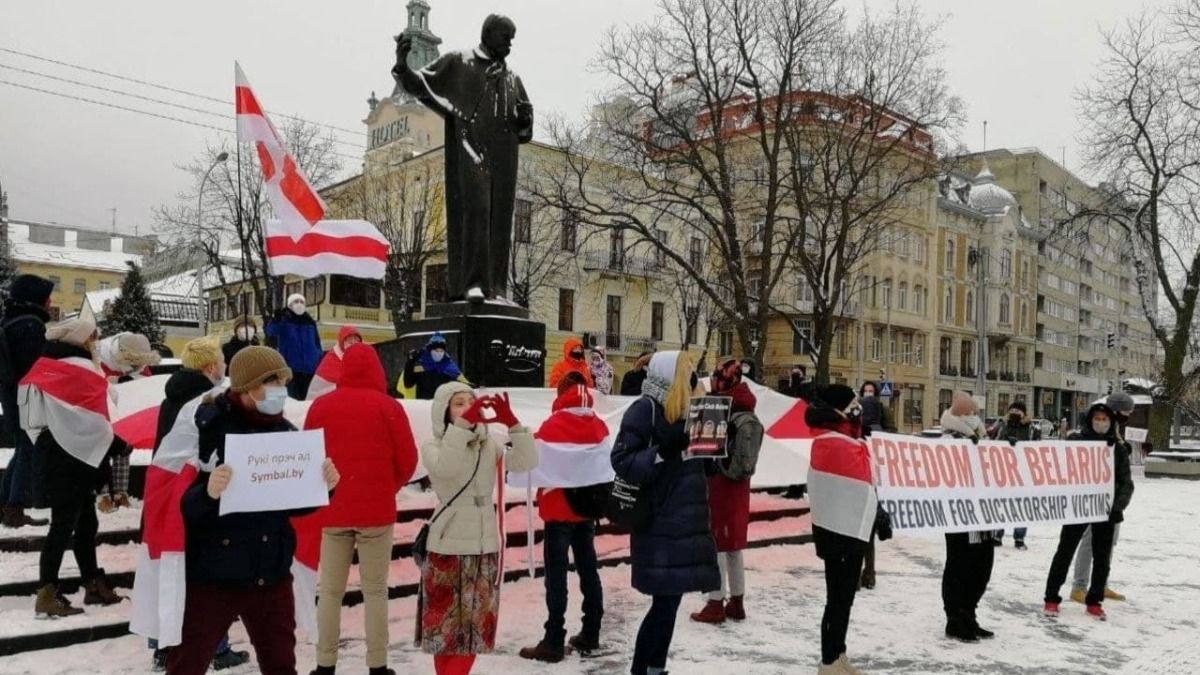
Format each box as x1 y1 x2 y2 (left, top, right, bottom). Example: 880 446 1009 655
415 552 500 655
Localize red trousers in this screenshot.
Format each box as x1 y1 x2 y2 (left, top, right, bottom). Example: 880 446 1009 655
166 577 297 675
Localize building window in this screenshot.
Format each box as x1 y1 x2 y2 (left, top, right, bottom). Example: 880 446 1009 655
558 288 574 331
514 199 532 243
424 264 448 305
898 282 908 311
208 298 225 322
609 227 625 269
1017 347 1028 376
943 284 954 323
888 330 897 363
960 339 974 375
792 319 814 355
560 209 578 252
900 332 913 365
651 301 665 341
997 392 1011 417
870 327 883 361
881 279 892 309
1000 249 1013 280
837 325 850 359
944 237 955 273
330 275 381 309
48 275 61 291
685 313 698 346
718 330 734 357
999 293 1011 324
99 281 112 290
304 277 326 305
965 290 974 323
689 237 703 269
605 295 622 349
938 389 954 417
904 384 924 426
914 334 924 366
913 284 924 315
1021 260 1030 288
73 278 86 294
654 228 669 267
940 336 952 371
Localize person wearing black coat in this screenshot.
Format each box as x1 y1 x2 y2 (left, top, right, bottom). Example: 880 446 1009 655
166 346 340 675
0 274 54 528
611 351 718 675
221 316 260 367
1043 403 1134 621
619 352 652 397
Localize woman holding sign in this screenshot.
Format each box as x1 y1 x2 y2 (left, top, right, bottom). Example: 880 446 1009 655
417 382 539 675
612 351 719 675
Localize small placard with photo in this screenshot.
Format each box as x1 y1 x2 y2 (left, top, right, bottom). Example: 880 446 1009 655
684 396 732 460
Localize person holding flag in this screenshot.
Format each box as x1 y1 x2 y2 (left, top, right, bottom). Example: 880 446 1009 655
306 325 363 401
19 316 130 618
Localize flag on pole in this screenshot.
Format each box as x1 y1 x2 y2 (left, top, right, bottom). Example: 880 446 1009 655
235 62 389 279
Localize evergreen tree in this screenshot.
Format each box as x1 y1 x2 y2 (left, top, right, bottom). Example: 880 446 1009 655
100 261 164 346
0 236 15 318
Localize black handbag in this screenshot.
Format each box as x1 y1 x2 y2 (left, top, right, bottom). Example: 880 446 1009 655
874 503 894 542
605 397 658 532
413 442 483 568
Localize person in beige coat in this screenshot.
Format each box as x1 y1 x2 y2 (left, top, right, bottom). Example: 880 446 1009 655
417 381 538 675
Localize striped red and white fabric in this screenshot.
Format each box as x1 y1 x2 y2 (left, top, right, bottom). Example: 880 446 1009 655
806 430 878 543
18 356 113 468
235 62 388 279
506 403 615 489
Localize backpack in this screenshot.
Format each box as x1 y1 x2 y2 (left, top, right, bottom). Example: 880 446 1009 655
563 483 613 520
719 410 764 480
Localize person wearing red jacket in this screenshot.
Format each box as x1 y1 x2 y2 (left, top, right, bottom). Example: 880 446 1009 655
304 343 418 675
306 325 363 401
692 356 757 625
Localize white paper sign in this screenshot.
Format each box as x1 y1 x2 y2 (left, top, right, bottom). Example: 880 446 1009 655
1124 427 1148 443
219 429 329 516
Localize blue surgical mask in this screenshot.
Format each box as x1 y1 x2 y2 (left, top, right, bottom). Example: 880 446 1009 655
256 385 288 415
431 349 446 363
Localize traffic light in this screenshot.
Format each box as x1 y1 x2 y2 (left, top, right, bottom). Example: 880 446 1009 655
1106 332 1116 349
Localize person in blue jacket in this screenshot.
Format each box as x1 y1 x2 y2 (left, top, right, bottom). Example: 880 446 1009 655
265 293 322 400
611 350 719 675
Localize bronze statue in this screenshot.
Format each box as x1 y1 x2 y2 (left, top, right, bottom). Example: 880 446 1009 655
393 14 534 303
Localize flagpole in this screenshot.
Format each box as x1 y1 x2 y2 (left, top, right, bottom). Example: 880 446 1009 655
235 133 251 328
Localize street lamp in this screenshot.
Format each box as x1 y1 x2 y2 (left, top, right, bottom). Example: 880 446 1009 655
196 151 229 334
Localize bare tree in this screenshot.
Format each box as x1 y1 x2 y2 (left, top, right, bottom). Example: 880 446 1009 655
156 119 343 322
508 169 586 310
1074 3 1200 450
326 154 443 331
528 0 960 383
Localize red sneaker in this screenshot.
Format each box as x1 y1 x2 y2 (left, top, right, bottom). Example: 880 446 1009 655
1043 602 1060 617
1086 604 1107 621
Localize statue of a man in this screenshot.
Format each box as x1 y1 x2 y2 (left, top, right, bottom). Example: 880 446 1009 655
393 14 534 302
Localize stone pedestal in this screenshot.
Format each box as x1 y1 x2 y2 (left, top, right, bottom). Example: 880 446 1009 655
376 311 546 392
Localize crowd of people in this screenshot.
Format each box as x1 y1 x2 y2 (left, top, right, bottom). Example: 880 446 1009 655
0 271 1141 674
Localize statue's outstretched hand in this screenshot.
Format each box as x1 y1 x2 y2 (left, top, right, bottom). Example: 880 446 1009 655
394 34 413 71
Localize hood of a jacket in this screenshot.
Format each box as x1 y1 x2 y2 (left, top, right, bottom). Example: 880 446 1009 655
562 337 585 361
430 380 475 439
165 368 218 403
1079 402 1119 442
337 325 362 353
339 343 386 392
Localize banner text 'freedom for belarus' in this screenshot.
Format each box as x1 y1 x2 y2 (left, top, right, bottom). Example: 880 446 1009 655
869 432 1115 535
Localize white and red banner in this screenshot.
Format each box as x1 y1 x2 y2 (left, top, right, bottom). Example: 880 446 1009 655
869 433 1116 536
18 356 113 468
235 63 388 279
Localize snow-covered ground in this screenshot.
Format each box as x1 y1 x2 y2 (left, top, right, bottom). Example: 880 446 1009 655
4 471 1200 674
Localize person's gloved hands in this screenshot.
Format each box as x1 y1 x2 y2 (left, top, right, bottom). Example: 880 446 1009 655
460 397 490 427
487 392 520 428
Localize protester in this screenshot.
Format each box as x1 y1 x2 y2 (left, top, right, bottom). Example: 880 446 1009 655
781 365 807 397
939 391 995 642
166 346 340 675
1044 402 1135 621
620 351 652 396
519 382 610 663
222 316 260 365
739 357 758 383
146 336 247 672
402 332 469 400
692 356 757 625
548 337 594 389
305 343 418 675
417 382 538 675
307 325 363 400
801 383 876 675
95 332 161 513
0 274 54 528
19 316 129 617
857 381 895 590
612 351 719 675
265 293 322 399
588 345 615 395
990 401 1041 550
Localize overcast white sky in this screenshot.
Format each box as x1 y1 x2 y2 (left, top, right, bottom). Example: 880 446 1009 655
0 0 1169 238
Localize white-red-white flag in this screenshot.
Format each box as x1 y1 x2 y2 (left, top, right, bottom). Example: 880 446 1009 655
18 356 114 467
235 63 388 279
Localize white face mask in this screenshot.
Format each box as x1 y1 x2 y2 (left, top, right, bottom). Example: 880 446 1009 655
1093 420 1111 435
430 349 446 363
236 327 255 342
255 385 288 415
741 364 751 375
289 302 306 315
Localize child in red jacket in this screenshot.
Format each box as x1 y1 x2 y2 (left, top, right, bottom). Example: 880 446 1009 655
304 344 418 675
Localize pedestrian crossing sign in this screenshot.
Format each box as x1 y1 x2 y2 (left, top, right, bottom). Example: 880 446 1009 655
879 381 894 397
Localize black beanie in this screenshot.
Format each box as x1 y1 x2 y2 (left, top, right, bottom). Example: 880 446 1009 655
1009 400 1027 414
819 384 857 410
7 274 54 307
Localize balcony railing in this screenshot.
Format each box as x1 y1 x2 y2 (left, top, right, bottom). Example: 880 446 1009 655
583 332 658 355
580 250 664 277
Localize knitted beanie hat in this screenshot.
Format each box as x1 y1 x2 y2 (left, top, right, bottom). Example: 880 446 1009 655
45 316 96 347
818 384 857 411
229 346 292 392
286 293 306 307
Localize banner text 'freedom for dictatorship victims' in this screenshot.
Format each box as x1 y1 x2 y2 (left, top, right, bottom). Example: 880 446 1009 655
868 433 1115 535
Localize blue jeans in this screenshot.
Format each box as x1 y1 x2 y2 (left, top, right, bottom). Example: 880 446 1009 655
996 528 1027 542
148 634 231 654
0 432 34 507
542 521 603 649
631 594 681 675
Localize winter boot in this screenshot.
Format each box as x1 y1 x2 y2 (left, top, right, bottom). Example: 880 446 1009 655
213 648 250 670
1104 587 1126 601
1014 539 1027 551
307 666 335 675
568 633 601 655
518 641 564 663
836 654 868 675
367 668 396 675
1043 601 1060 617
971 619 995 640
113 492 132 510
690 599 727 624
1086 604 1108 621
97 493 116 514
859 570 876 590
83 572 124 606
35 584 84 618
944 613 979 643
2 506 48 527
151 648 170 672
725 595 746 621
1069 589 1086 604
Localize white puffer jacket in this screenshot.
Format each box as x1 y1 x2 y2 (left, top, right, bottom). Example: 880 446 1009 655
420 381 538 555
